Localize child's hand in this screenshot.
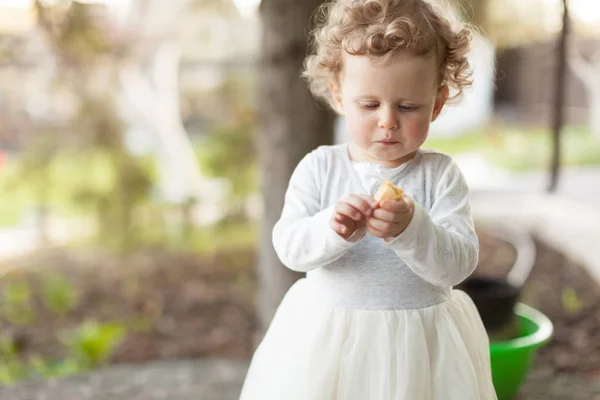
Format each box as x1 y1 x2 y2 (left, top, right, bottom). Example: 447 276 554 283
330 195 377 240
367 196 414 239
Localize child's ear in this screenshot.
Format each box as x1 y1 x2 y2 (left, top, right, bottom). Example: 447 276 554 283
431 85 449 122
329 79 343 113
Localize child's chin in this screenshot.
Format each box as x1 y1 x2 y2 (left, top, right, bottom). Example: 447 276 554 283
374 148 406 159
374 148 418 165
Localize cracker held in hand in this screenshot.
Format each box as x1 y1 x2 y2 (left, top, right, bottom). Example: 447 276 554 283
373 180 404 203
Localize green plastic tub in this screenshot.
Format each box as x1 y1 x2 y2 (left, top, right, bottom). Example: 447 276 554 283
489 303 554 400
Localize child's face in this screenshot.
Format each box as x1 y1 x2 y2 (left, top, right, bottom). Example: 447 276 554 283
331 52 448 166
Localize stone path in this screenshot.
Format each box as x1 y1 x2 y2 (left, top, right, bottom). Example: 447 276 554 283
519 367 600 400
1 359 599 399
0 359 248 400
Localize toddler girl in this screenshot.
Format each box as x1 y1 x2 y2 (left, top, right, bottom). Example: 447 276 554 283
240 0 497 398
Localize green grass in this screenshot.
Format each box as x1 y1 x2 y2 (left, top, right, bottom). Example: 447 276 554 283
0 150 109 227
0 148 155 228
424 125 600 171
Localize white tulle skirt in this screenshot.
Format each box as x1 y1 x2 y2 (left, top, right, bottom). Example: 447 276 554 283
239 278 497 400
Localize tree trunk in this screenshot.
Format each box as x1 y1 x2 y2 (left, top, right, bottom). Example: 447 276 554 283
548 0 570 193
257 0 335 337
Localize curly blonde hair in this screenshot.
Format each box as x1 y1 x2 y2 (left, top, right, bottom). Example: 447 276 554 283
302 0 474 110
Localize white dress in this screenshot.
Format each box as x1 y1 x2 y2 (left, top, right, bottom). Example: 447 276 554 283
239 144 497 400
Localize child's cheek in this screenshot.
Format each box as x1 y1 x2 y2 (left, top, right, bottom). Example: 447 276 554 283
404 117 431 141
346 114 371 138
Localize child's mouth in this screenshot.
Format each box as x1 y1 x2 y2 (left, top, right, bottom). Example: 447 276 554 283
378 140 399 146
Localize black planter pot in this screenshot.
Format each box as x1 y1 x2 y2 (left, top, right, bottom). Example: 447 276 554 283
460 223 536 338
457 276 522 332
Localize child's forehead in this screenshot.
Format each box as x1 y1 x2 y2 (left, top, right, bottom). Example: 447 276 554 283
341 52 438 80
339 52 438 97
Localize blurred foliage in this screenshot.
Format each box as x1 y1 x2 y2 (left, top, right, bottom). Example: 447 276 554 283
196 111 257 200
40 273 79 316
0 279 36 326
0 334 80 384
28 357 81 381
60 321 126 369
35 1 123 69
0 335 30 385
163 220 257 253
195 75 258 201
0 2 158 250
0 269 125 385
0 319 125 385
67 97 157 251
0 1 265 238
2 97 157 251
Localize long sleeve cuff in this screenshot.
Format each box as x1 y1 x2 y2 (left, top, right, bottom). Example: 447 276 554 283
383 202 477 286
273 206 366 272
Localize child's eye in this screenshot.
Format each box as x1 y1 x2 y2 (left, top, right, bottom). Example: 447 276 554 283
360 103 379 110
398 105 418 112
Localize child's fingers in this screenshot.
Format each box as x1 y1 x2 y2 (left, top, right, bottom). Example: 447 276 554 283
380 197 412 213
333 211 354 228
357 194 378 208
371 207 403 223
333 212 344 223
367 217 394 234
335 201 365 221
330 218 350 237
366 223 387 239
345 195 377 217
334 212 354 228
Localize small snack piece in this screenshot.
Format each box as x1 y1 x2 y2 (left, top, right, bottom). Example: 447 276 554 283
373 180 404 203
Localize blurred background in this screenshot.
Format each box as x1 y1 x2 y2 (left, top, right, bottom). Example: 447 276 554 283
0 0 598 399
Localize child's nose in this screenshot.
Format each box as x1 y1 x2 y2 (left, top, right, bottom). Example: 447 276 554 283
378 108 398 130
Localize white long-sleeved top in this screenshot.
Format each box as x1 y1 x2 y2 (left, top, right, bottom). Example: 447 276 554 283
272 143 479 310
